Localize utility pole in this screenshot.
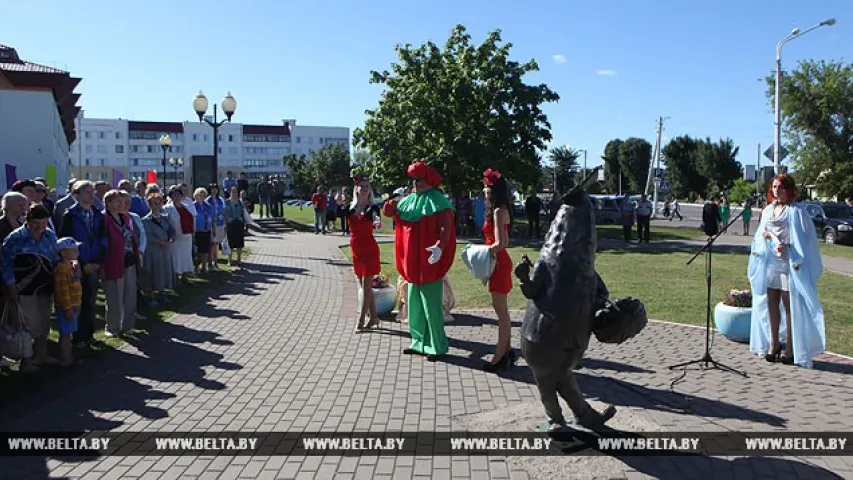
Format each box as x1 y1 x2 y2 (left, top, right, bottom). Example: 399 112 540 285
645 117 666 217
756 143 761 197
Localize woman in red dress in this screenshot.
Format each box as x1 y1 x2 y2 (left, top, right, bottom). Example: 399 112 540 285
346 176 382 333
482 169 516 372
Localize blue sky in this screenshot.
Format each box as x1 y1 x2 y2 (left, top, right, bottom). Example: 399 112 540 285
3 0 849 171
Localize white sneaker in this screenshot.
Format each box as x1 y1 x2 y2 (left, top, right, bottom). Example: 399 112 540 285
104 331 116 338
0 357 15 368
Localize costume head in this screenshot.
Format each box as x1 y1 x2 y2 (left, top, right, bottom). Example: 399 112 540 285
408 161 442 194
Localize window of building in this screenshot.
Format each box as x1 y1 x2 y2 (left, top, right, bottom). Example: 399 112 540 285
203 134 208 142
99 172 107 180
308 137 313 144
218 134 222 141
84 131 91 139
147 145 154 153
132 159 139 166
192 134 198 141
97 145 108 153
115 132 122 139
296 136 301 144
174 146 182 153
85 145 92 153
85 172 92 180
115 145 124 153
85 158 90 166
99 132 106 139
218 147 222 154
228 134 234 142
129 131 159 140
100 158 105 166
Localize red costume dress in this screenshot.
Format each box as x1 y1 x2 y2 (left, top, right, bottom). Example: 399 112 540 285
483 216 512 294
347 204 381 277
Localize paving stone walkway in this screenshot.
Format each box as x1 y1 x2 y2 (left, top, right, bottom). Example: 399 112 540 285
1 232 852 479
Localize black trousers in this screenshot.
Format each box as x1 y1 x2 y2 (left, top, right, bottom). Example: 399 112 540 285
623 225 632 241
637 215 651 242
73 272 99 344
527 215 541 238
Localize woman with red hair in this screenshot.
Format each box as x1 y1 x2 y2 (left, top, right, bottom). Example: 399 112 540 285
749 174 825 368
481 168 516 372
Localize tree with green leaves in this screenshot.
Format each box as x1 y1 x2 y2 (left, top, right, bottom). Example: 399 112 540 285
661 135 704 199
766 59 853 198
695 137 741 196
283 153 312 198
618 138 652 194
727 178 755 205
283 143 352 197
548 146 581 195
601 139 625 194
352 25 559 194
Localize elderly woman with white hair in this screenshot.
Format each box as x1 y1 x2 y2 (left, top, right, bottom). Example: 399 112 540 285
0 191 29 242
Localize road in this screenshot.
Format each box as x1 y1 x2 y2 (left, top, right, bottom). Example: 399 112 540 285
649 203 761 232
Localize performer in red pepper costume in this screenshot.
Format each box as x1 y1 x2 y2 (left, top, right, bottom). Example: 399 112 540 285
383 161 456 361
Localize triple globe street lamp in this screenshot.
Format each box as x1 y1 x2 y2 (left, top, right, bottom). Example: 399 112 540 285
773 18 836 174
158 134 172 184
169 157 184 183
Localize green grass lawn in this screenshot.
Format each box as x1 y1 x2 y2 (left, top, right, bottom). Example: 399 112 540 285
342 242 853 356
0 251 249 407
283 205 395 235
819 243 853 261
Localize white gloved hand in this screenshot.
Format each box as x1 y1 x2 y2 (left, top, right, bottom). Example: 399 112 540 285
426 245 443 265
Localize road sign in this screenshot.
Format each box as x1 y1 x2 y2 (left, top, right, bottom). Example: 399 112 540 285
654 168 663 178
660 181 670 192
763 144 789 161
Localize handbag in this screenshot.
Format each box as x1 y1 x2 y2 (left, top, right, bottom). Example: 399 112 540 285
0 301 33 360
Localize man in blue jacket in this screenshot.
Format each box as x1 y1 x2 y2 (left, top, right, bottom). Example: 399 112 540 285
59 180 108 348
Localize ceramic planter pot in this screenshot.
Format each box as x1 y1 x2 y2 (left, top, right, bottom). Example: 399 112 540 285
714 302 751 343
357 286 397 316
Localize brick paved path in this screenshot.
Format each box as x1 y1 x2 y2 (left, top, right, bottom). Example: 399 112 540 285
1 232 852 479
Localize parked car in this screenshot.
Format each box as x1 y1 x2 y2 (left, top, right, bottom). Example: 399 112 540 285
590 195 627 224
802 202 853 245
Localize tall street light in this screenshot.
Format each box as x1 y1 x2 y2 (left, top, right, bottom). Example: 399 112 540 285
774 18 836 174
169 157 183 183
193 90 237 186
158 134 172 183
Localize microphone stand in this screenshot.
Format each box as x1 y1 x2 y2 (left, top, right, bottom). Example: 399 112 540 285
667 205 748 377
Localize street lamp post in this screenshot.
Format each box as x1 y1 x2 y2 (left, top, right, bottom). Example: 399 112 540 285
774 18 836 174
158 134 172 184
193 90 237 187
169 157 183 183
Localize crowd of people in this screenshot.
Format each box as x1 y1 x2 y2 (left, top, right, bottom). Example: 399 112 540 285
0 176 256 372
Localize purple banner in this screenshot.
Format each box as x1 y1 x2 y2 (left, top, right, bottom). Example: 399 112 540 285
5 164 17 191
111 169 123 188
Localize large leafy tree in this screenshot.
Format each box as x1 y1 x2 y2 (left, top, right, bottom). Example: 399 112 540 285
767 59 853 198
352 25 559 194
618 138 652 194
694 137 741 196
283 143 352 197
601 139 625 194
661 135 704 199
548 146 581 195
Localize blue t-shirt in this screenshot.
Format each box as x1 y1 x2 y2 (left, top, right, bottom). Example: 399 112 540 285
473 197 485 227
194 201 213 231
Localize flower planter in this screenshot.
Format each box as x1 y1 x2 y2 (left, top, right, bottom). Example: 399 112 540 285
357 286 397 316
714 302 751 343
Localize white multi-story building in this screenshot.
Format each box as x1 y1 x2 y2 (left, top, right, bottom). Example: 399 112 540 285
0 44 82 193
69 112 349 194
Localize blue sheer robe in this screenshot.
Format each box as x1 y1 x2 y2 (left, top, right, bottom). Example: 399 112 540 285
748 203 825 368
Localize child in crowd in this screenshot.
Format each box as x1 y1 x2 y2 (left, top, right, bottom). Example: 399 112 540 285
54 237 83 367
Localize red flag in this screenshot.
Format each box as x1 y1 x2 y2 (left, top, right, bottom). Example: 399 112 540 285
147 170 157 184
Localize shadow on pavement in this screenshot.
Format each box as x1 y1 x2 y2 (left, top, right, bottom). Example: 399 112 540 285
0 322 241 479
367 326 786 428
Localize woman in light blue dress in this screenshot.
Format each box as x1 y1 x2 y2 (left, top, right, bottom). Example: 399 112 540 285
748 174 825 368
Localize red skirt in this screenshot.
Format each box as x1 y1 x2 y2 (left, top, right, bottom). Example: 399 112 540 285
351 237 380 277
489 249 513 294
